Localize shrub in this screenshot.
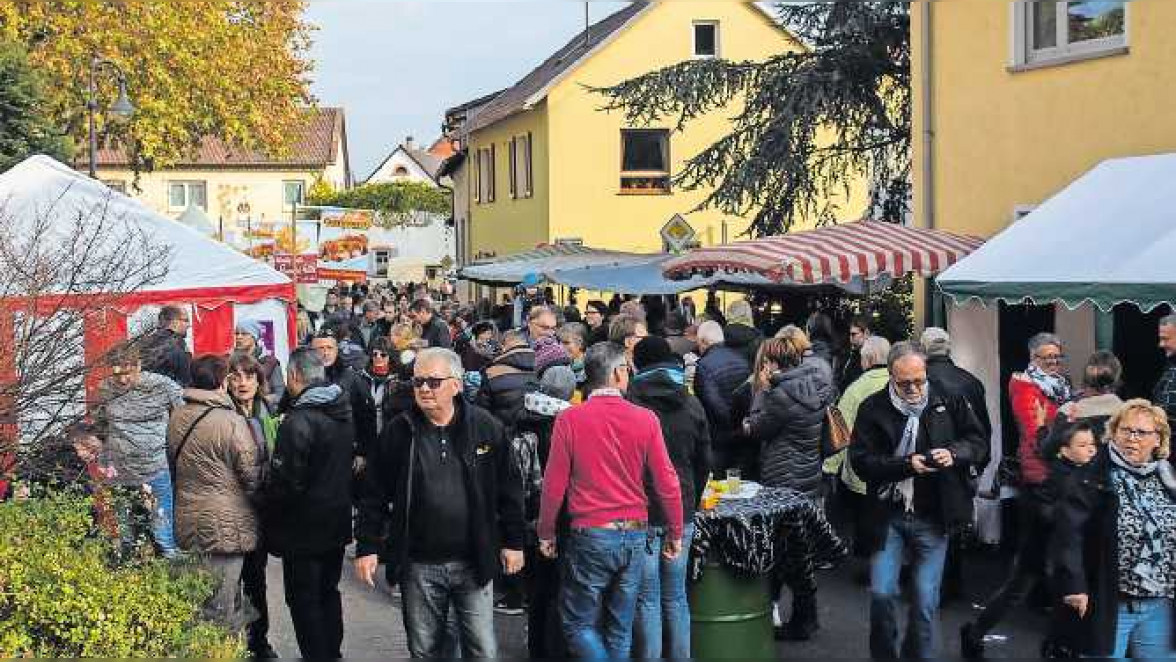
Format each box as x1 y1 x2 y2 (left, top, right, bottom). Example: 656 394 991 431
0 492 243 657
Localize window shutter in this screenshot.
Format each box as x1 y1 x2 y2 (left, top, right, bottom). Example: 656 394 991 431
508 137 517 199
525 132 533 197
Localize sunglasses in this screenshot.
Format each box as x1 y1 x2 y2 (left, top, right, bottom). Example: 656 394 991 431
412 376 453 390
371 351 389 358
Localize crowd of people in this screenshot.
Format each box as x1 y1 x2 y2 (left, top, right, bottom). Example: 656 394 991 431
9 280 1176 660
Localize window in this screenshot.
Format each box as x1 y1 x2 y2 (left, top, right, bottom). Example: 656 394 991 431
102 180 127 194
475 145 496 203
509 133 533 199
283 180 305 208
1015 1 1126 67
620 129 670 194
168 181 207 210
693 21 719 58
393 166 409 177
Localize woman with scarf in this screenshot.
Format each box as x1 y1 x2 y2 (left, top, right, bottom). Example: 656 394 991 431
1052 399 1176 657
460 321 500 399
1010 332 1072 489
357 337 399 437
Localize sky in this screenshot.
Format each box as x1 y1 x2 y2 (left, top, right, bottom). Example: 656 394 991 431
306 0 629 181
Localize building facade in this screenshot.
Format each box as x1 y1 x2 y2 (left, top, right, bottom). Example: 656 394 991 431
460 2 843 264
90 107 351 238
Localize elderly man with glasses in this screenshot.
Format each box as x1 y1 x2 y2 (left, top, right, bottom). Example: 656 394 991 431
355 348 525 658
849 341 988 660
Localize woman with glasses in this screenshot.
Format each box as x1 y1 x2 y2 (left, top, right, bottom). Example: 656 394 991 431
1010 332 1072 489
1052 399 1176 658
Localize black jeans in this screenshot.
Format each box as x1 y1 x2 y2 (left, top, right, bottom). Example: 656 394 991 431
241 548 270 651
525 543 567 658
282 547 345 658
975 494 1048 634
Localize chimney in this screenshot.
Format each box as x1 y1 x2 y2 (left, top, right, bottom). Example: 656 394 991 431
405 135 415 151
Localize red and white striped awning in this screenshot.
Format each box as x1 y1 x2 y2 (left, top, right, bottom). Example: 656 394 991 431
662 220 985 285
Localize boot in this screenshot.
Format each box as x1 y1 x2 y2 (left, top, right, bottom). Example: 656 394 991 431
959 622 985 659
776 593 819 641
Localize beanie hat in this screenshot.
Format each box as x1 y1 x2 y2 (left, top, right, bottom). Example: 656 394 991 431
234 319 263 341
633 336 679 372
533 335 571 377
539 365 577 402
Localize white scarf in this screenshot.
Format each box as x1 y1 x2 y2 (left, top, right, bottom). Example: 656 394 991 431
886 383 930 512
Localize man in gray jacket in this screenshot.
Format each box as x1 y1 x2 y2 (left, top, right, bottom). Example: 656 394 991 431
95 342 184 558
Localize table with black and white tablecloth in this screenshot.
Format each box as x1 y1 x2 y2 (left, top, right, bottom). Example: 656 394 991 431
690 486 847 592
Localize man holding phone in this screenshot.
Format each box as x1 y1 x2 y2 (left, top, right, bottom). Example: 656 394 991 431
848 341 988 660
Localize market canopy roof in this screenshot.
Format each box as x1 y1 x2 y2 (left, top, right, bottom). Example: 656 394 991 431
937 153 1176 312
459 244 637 285
662 220 984 286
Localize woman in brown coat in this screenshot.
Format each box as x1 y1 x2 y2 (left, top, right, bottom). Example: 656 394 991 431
167 354 263 630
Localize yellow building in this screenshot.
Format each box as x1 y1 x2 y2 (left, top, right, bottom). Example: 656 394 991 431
460 2 825 264
89 107 352 238
912 1 1174 476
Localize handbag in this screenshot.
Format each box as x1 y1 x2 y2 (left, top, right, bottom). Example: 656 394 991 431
823 405 852 456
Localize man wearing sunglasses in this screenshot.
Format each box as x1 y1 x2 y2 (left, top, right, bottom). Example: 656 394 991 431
354 348 524 658
849 342 988 660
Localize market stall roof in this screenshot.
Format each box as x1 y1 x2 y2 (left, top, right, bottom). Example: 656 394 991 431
937 153 1176 312
459 244 637 285
662 220 984 286
0 155 290 295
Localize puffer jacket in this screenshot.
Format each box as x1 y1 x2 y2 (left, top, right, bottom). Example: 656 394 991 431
748 358 835 495
724 323 763 370
476 345 538 429
168 388 263 554
694 344 751 447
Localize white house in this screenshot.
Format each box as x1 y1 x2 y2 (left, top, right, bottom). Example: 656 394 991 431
365 136 452 186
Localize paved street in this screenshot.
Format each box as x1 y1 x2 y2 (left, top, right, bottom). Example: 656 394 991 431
265 547 1045 658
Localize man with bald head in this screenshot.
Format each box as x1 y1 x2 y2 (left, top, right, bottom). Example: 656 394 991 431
849 341 988 660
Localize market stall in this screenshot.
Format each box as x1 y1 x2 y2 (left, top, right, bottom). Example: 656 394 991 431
937 153 1176 542
459 244 638 285
0 155 297 374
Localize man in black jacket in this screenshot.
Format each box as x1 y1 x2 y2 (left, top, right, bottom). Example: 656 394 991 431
265 348 355 659
628 337 710 659
476 330 538 430
311 328 377 463
849 342 988 660
349 299 390 351
355 347 525 658
694 320 753 474
410 298 453 350
920 327 993 439
140 305 192 386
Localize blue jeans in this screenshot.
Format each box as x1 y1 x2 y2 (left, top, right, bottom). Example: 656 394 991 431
1109 597 1175 658
633 523 694 659
560 528 648 658
144 470 179 557
869 513 948 660
401 561 496 658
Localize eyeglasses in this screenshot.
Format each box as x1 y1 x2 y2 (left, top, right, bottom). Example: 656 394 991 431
412 376 453 390
1119 427 1160 440
534 323 557 332
1036 353 1066 363
894 378 927 391
371 351 389 358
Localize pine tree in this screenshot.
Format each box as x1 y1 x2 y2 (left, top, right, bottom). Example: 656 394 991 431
0 39 70 172
593 2 909 237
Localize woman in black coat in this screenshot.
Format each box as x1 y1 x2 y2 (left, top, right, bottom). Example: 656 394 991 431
745 326 835 642
1051 399 1176 658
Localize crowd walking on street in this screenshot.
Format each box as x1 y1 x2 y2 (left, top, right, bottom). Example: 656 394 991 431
13 284 1176 660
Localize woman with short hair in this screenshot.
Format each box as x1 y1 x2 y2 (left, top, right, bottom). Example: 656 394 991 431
1052 399 1176 657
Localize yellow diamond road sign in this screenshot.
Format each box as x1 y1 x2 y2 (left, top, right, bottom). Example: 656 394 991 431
660 214 696 252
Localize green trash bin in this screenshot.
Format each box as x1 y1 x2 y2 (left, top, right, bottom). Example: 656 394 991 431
690 561 774 658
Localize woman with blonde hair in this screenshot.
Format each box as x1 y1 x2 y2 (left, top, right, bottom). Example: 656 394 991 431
1052 399 1176 657
745 325 835 640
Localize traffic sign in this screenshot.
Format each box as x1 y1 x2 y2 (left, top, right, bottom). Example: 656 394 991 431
660 214 696 253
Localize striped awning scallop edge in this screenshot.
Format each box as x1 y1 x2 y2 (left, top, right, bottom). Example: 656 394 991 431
662 220 985 285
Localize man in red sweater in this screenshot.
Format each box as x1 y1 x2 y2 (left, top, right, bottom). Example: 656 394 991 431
538 341 682 659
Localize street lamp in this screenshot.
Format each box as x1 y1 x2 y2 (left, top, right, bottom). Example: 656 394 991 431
87 55 134 179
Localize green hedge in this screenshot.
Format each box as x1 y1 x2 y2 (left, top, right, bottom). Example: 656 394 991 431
0 493 243 657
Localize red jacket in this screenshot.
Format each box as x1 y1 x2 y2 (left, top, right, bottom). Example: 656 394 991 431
538 393 683 540
1008 373 1058 486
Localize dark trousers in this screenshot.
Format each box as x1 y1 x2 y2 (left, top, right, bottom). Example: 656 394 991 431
975 497 1049 634
525 543 567 658
282 547 345 659
241 548 270 651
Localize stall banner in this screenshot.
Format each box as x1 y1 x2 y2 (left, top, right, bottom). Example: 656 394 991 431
273 253 319 284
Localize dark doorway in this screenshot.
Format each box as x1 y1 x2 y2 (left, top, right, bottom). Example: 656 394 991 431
997 302 1055 457
1113 303 1171 400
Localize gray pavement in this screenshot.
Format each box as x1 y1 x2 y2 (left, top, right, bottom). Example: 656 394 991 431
265 548 1045 658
